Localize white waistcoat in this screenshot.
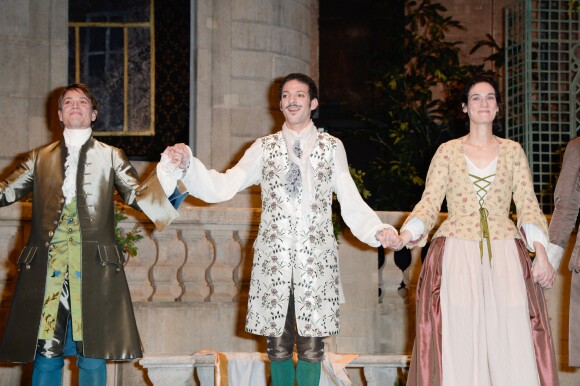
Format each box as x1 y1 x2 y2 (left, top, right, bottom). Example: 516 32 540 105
245 131 342 337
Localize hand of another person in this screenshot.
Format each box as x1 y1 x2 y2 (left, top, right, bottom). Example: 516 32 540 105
376 228 399 249
532 243 556 289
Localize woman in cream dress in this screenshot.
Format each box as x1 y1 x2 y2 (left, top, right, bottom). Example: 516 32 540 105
393 76 559 386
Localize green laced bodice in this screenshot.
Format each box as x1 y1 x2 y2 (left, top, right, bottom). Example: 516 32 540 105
469 173 495 262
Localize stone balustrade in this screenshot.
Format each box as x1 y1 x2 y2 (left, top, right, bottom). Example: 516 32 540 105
0 203 577 385
139 353 411 386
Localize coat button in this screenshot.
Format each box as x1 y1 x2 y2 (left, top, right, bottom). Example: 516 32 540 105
26 264 31 270
45 242 50 247
68 238 73 243
68 228 73 233
48 231 54 237
116 267 121 272
101 262 106 267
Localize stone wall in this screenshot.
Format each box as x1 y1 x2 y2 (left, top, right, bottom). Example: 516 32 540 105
195 0 318 208
0 0 68 174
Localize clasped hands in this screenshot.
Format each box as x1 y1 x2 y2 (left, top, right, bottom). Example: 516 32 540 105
162 143 190 174
376 229 413 250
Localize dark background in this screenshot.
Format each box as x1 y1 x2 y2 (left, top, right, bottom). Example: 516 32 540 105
69 0 190 160
318 0 405 172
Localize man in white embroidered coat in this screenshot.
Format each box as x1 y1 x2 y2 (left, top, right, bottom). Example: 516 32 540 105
163 73 398 386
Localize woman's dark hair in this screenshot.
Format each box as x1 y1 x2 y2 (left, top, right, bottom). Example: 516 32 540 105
461 75 503 132
461 75 502 108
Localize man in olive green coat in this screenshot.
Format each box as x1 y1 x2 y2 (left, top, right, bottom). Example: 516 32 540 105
0 83 187 385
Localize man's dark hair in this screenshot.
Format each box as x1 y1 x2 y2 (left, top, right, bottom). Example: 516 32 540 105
278 73 318 101
58 83 99 111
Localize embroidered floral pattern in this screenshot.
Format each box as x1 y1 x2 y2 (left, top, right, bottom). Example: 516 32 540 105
404 138 548 247
245 132 341 337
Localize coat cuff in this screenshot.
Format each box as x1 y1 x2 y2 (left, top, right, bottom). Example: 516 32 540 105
136 170 180 231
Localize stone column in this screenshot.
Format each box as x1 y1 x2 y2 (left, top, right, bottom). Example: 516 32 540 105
194 0 317 208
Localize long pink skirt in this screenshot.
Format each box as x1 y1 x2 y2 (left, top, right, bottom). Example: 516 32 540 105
407 237 558 386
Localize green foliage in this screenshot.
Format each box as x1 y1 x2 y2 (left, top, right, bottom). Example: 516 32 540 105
360 0 499 210
332 166 371 240
470 34 505 68
114 201 144 257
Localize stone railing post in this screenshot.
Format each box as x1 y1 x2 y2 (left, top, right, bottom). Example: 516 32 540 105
179 228 213 302
148 229 187 301
140 355 196 386
205 229 241 302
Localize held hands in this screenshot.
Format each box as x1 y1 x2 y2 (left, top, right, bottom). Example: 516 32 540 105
376 229 415 251
376 228 400 250
390 230 413 251
162 143 190 174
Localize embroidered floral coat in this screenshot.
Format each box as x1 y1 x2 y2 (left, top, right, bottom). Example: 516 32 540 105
403 137 548 246
183 130 390 337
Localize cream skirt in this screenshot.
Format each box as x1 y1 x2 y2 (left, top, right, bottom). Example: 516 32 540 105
440 238 540 386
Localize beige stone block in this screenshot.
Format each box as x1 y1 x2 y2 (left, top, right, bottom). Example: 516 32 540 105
134 303 262 353
279 0 311 33
29 0 50 38
0 42 30 96
273 56 310 80
230 108 275 137
49 41 68 89
28 115 52 149
230 78 274 108
292 0 313 8
50 0 69 37
232 23 303 58
299 34 312 62
334 336 370 354
231 50 274 79
0 97 29 157
27 43 50 95
0 0 29 36
197 48 211 82
231 0 275 24
338 310 372 338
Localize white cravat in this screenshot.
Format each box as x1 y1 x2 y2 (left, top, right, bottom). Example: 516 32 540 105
281 121 318 218
62 128 92 204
